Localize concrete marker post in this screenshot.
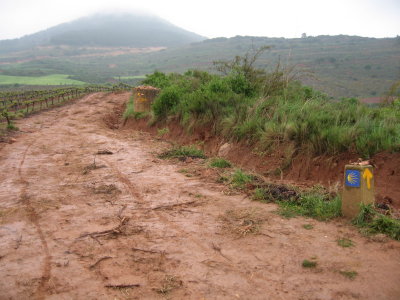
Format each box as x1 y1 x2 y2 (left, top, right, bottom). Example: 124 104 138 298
133 86 160 113
341 164 375 218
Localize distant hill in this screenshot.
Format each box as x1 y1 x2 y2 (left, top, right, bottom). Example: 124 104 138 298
0 21 399 98
0 13 205 52
138 35 400 98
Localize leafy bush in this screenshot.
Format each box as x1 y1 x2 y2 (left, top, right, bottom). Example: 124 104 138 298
142 71 171 89
152 85 184 118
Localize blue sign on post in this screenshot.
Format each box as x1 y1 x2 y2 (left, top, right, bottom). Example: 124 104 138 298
345 170 361 187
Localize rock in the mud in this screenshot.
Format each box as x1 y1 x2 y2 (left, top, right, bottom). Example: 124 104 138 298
218 143 232 157
8 138 17 144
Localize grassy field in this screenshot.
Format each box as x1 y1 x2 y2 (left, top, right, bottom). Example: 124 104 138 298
0 74 86 85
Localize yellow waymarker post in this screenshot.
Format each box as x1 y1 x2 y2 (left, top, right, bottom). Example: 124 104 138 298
133 86 160 112
341 164 375 218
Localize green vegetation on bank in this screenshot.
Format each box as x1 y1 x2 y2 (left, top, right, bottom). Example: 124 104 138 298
212 164 342 220
0 74 86 85
224 165 398 240
155 141 399 240
209 158 232 168
277 192 342 221
353 204 400 240
142 49 400 158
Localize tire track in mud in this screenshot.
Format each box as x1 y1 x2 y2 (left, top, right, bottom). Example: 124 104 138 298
101 157 265 288
103 158 143 202
18 143 52 300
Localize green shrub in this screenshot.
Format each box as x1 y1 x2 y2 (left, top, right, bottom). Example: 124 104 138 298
209 158 232 168
142 71 171 89
152 85 184 118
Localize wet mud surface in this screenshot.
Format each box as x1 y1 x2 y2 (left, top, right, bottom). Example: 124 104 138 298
0 92 399 300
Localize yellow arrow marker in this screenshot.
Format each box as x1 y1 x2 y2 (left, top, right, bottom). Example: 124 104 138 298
363 168 373 190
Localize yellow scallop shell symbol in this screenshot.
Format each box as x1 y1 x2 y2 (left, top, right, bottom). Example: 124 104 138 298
347 172 357 184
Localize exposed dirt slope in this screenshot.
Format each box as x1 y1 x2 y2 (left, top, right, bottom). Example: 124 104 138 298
0 92 399 300
126 119 400 210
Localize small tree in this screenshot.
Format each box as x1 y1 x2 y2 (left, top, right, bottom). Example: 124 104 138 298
213 46 270 97
213 46 309 98
1 109 17 130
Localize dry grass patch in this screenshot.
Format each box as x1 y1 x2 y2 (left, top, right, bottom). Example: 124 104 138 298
154 275 182 295
93 184 120 195
219 207 267 237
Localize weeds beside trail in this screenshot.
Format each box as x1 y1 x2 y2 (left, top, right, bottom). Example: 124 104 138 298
223 168 342 221
353 204 400 240
160 144 400 240
227 166 399 239
139 48 400 158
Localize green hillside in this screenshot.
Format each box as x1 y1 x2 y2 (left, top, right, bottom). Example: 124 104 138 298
133 35 400 98
0 14 398 98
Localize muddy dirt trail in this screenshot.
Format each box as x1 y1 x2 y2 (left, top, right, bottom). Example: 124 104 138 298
0 92 399 300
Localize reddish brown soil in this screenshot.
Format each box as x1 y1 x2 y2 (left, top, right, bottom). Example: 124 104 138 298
0 92 399 299
127 118 400 210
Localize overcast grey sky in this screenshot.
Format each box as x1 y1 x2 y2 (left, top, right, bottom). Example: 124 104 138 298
0 0 399 40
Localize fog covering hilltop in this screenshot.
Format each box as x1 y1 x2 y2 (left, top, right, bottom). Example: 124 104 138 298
0 13 206 52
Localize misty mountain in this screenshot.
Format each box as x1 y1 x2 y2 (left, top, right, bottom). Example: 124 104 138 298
0 13 206 52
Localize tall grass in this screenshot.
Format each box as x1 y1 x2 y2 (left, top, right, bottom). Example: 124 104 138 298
142 52 400 158
122 95 134 119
